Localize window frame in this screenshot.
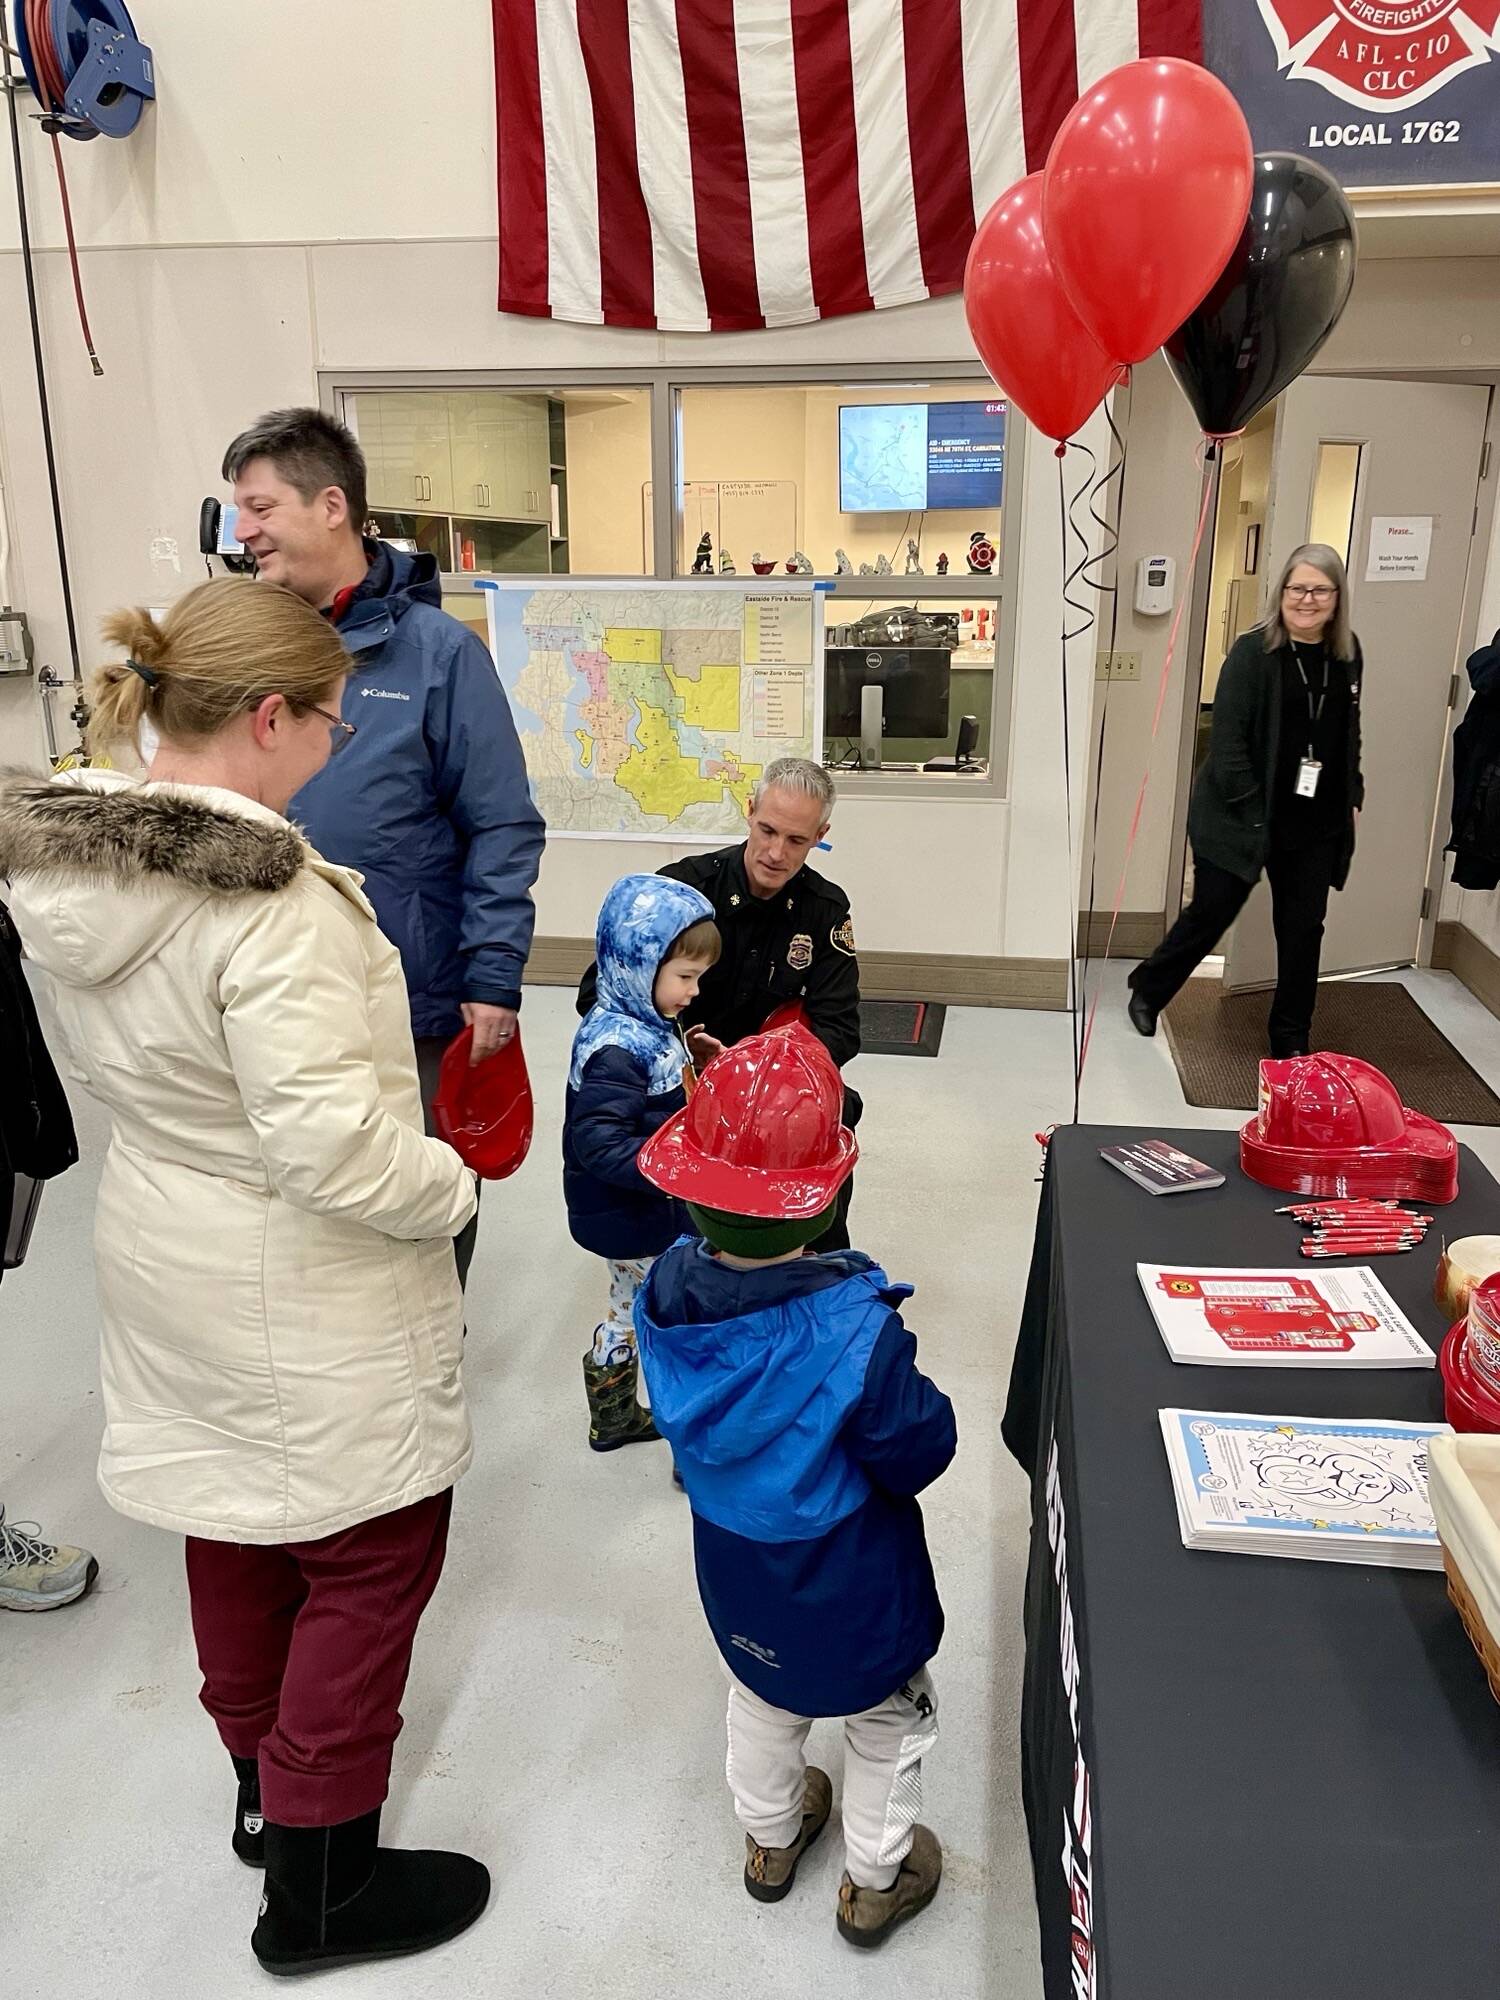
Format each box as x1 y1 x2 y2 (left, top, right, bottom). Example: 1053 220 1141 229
321 364 1023 801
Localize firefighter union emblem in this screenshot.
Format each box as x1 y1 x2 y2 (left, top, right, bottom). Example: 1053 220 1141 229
1259 0 1500 112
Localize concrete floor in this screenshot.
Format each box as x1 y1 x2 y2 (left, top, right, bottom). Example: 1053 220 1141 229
8 963 1500 1999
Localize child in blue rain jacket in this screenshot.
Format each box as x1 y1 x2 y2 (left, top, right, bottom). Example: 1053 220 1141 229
633 1024 957 1950
564 873 718 1451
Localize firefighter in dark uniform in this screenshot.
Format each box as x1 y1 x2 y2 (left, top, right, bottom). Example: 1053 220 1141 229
578 759 861 1249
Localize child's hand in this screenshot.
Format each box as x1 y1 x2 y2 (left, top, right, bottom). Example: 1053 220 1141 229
686 1027 727 1067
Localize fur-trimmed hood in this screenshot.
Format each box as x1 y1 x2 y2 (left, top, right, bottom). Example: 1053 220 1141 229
0 769 307 990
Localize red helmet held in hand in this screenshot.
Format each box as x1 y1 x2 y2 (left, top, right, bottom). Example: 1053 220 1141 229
432 1025 534 1180
639 1023 857 1218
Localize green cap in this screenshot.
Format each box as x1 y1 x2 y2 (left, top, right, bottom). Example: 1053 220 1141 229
688 1200 837 1261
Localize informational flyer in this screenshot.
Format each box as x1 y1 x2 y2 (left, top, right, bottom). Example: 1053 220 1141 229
1137 1265 1435 1368
1159 1409 1447 1568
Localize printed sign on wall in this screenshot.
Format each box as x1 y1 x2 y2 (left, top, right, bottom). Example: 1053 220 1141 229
1205 2 1500 188
1365 515 1434 581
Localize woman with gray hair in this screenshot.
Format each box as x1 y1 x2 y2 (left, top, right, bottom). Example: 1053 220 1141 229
1128 543 1363 1057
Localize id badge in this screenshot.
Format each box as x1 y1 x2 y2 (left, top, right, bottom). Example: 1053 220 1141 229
1295 758 1321 799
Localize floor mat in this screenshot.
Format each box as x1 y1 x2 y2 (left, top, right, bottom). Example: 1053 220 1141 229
1160 977 1500 1124
859 1000 946 1058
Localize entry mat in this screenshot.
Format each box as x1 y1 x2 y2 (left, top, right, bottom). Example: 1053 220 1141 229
1161 977 1500 1125
859 1000 946 1058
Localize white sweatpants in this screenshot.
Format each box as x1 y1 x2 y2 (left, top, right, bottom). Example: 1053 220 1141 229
724 1668 939 1891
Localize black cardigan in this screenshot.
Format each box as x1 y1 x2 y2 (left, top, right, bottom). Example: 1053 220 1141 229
1188 630 1364 887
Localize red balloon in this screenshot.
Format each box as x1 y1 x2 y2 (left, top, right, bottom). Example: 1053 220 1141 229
963 174 1125 445
1043 58 1253 366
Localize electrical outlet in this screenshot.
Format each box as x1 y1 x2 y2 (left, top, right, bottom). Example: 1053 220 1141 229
1094 651 1141 682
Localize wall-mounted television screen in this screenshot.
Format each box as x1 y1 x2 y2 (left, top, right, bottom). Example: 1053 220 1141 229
838 400 1006 514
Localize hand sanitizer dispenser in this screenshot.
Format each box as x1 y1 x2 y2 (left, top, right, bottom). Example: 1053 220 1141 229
1134 554 1175 617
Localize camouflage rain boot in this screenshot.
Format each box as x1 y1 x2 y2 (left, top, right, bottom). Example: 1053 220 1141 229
582 1348 661 1452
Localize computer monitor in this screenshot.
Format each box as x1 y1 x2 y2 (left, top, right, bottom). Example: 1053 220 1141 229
824 647 951 738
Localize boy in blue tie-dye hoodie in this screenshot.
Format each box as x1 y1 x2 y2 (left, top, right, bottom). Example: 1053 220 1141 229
564 873 718 1451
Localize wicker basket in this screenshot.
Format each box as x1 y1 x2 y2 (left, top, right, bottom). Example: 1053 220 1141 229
1430 1433 1500 1708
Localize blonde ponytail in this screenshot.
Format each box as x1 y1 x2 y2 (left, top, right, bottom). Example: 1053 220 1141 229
87 578 349 758
88 605 169 756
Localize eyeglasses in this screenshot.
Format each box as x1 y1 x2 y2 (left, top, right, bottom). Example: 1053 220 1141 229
304 702 358 755
1284 584 1337 603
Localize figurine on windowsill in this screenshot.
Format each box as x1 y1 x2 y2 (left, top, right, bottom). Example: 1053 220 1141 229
719 548 736 575
692 532 714 574
905 539 923 575
751 552 777 576
834 549 854 576
966 532 996 575
785 551 813 575
936 552 949 576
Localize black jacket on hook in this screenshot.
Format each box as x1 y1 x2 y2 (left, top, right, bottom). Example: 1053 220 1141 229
1449 631 1500 893
2 898 78 1274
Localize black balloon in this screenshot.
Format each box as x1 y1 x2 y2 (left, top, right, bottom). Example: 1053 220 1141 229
1164 152 1357 439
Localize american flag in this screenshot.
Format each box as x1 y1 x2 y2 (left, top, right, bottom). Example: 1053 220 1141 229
492 0 1202 332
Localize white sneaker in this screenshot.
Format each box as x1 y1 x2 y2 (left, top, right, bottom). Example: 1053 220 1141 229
0 1505 98 1611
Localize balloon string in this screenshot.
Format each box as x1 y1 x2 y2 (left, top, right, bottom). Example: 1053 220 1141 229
1074 403 1129 1110
1057 452 1084 1119
1076 441 1214 1085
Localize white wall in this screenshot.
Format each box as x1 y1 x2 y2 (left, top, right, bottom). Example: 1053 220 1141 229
0 0 1103 971
3 0 1494 979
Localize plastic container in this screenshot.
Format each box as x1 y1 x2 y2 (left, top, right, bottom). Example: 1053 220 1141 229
1441 1323 1500 1434
1466 1273 1500 1401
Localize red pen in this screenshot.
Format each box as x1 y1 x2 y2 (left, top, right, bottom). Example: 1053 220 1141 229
1301 1240 1415 1257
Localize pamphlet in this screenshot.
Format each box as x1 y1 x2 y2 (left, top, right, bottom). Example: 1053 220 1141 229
1159 1408 1447 1568
1100 1139 1225 1195
1137 1264 1434 1368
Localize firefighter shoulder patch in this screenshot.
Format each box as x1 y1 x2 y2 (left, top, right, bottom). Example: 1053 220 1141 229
830 917 856 957
787 933 813 972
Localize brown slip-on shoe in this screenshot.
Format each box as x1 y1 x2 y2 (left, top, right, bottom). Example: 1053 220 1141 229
836 1824 942 1948
743 1767 833 1904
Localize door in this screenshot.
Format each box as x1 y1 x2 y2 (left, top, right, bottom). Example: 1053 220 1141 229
1222 375 1489 992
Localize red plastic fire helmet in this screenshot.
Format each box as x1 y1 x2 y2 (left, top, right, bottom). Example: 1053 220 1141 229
1239 1051 1458 1203
432 1025 534 1180
638 1022 857 1218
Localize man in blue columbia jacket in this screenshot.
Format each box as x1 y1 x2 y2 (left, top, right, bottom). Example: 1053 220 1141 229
224 409 545 1284
635 1024 955 1951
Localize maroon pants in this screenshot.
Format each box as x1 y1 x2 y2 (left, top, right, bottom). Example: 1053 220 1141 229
184 1490 452 1827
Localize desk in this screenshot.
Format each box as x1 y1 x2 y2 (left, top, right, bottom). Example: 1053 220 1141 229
1003 1126 1500 2000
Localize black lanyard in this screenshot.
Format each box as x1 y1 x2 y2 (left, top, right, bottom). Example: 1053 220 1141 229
1291 645 1329 757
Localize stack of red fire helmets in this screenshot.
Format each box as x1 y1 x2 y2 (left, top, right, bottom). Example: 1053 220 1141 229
1240 1053 1458 1205
1437 1271 1500 1431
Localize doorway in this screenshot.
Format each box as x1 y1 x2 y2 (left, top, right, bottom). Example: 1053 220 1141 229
1171 373 1493 996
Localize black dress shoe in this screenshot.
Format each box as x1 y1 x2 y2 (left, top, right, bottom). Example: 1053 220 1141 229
1127 989 1159 1039
1271 1045 1309 1060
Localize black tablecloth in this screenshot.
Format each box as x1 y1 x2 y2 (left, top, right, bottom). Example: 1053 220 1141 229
1003 1126 1500 2000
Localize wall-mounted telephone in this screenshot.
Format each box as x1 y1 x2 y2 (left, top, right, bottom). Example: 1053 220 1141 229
199 498 255 574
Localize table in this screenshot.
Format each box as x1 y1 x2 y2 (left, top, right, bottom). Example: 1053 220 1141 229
1003 1125 1500 2000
